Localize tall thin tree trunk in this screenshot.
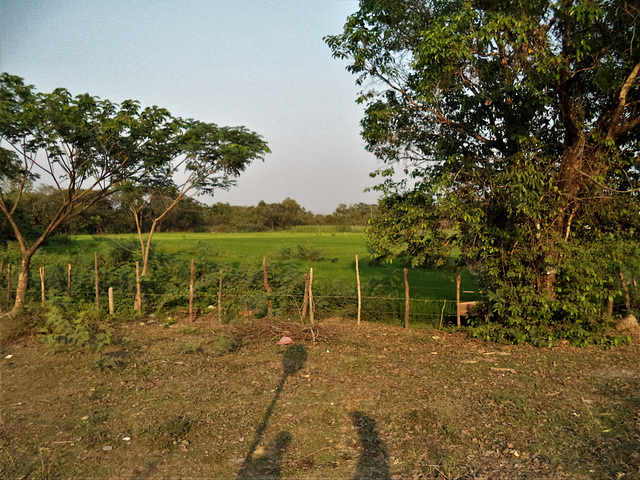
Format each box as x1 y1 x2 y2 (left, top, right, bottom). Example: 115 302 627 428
133 208 146 268
9 254 33 317
141 220 159 277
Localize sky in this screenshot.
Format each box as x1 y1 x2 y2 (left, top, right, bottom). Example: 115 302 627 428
0 0 381 214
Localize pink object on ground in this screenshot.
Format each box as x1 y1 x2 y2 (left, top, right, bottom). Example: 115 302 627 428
277 336 295 345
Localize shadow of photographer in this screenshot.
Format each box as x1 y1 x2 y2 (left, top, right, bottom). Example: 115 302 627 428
351 410 391 480
236 431 292 480
236 344 307 479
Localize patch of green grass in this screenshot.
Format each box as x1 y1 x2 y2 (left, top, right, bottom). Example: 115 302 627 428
178 342 201 354
142 415 193 450
206 332 238 356
22 231 480 328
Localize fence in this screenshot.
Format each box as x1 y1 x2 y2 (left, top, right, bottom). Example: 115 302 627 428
0 253 479 328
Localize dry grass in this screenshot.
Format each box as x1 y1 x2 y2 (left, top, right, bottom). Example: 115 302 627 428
1 317 639 479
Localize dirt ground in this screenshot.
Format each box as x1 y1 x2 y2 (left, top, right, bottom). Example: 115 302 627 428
1 316 639 479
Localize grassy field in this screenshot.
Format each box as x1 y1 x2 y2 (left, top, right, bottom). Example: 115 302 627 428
1 316 639 479
6 231 479 327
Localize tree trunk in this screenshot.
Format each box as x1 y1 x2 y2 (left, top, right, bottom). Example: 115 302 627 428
141 220 159 277
9 254 33 317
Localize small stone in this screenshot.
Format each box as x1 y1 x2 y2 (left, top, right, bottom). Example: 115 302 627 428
507 442 514 449
102 446 113 451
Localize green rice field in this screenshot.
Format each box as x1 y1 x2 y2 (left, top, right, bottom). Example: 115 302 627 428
2 230 480 327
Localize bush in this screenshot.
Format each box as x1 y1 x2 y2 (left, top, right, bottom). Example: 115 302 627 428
39 301 113 352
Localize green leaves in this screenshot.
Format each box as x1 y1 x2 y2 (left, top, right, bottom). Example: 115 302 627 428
180 120 269 196
330 0 640 345
0 74 269 313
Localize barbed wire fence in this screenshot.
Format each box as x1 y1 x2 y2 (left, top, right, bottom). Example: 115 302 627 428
0 253 480 328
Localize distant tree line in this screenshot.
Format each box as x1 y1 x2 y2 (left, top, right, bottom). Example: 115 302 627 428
0 184 377 244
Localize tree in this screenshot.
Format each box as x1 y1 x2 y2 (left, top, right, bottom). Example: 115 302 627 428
255 198 311 230
0 74 267 315
328 202 378 225
326 0 640 344
122 120 269 276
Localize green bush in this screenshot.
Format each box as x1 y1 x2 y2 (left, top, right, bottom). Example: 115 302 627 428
39 301 113 352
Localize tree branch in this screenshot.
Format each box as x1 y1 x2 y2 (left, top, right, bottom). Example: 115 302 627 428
608 59 640 140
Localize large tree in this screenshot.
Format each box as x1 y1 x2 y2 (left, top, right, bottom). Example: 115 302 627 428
0 74 267 315
327 0 640 344
122 120 269 276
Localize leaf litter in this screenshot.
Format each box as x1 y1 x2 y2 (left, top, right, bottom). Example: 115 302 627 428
1 317 639 479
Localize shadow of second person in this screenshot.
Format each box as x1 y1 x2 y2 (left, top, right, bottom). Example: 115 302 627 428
351 410 391 480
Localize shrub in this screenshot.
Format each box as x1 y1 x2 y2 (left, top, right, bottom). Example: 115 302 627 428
39 301 113 352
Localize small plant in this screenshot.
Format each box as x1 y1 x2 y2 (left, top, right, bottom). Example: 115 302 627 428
279 245 327 261
179 342 200 354
94 356 120 370
40 305 113 353
142 416 193 449
208 332 238 356
163 317 178 328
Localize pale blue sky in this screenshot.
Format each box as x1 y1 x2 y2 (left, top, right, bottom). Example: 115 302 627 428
0 0 380 214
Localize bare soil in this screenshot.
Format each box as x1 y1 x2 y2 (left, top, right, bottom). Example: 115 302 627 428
1 317 639 479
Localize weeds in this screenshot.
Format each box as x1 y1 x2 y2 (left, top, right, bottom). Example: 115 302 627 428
39 304 113 353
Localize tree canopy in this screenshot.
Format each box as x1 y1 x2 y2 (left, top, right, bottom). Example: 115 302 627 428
326 0 640 345
0 74 268 315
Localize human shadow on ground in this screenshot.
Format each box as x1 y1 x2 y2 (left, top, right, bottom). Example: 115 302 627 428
236 431 292 480
236 343 307 479
351 410 391 480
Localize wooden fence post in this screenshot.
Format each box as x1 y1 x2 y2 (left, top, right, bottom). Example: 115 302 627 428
309 268 316 342
190 258 195 322
218 270 223 322
108 287 114 315
40 266 45 306
456 267 461 327
67 263 72 297
263 256 272 315
134 261 142 311
356 255 362 325
95 252 100 310
404 268 410 329
302 274 310 319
